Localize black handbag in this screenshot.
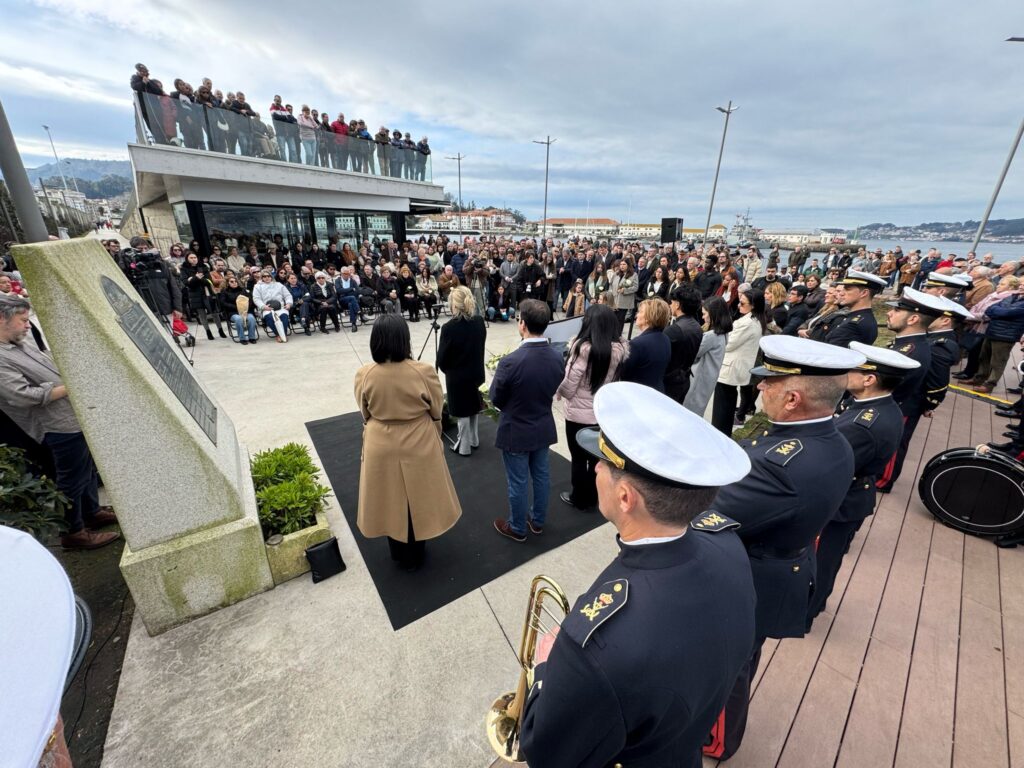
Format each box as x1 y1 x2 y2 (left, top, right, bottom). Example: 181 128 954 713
305 537 346 583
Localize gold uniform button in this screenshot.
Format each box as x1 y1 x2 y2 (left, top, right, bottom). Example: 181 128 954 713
792 565 801 573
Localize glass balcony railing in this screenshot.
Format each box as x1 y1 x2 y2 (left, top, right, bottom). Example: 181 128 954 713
132 92 432 182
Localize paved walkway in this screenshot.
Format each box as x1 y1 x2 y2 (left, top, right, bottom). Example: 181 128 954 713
98 313 1023 768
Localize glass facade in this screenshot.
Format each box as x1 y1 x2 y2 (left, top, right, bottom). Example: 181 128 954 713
181 202 405 257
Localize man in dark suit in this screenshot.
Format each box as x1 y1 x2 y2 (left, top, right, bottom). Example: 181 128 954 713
663 285 703 404
619 298 672 392
491 299 565 541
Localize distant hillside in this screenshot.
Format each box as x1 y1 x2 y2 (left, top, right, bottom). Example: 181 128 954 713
26 159 131 184
854 218 1024 241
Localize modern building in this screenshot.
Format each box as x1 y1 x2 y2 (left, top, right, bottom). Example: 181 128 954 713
618 223 662 239
537 217 620 239
122 94 448 257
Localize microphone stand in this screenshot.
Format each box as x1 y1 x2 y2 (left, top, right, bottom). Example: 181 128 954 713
416 315 458 448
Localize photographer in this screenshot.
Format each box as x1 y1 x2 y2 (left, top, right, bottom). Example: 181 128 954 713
121 237 183 324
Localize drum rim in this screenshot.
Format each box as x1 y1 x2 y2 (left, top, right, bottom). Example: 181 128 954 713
922 457 1024 531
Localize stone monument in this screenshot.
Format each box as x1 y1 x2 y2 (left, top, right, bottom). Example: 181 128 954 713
13 239 273 634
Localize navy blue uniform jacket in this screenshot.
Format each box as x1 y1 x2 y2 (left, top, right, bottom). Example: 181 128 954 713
489 340 564 452
618 327 671 392
711 418 854 639
888 333 932 418
833 395 904 523
824 307 878 347
521 526 756 768
925 330 959 410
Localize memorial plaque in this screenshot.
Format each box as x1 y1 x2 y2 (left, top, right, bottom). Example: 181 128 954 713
101 276 218 443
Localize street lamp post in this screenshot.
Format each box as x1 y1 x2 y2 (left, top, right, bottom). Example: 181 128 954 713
702 101 737 248
445 153 465 242
42 124 70 211
533 136 556 242
63 159 81 194
969 37 1024 256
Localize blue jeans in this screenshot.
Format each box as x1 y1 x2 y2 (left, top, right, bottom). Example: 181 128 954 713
502 447 550 535
42 431 100 534
302 139 317 165
231 312 257 340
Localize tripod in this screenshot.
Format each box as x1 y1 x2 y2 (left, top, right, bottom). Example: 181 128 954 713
416 317 442 369
135 280 197 367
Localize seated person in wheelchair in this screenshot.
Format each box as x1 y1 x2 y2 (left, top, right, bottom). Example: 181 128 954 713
310 271 341 333
218 275 259 344
286 273 313 334
358 264 381 316
252 270 293 343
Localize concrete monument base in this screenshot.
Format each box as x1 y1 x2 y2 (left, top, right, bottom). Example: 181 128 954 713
122 510 273 636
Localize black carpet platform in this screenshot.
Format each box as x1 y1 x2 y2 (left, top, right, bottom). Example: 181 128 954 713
306 412 605 630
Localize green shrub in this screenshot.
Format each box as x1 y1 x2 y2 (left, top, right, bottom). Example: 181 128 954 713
250 443 331 537
255 473 332 536
0 444 68 541
250 442 319 492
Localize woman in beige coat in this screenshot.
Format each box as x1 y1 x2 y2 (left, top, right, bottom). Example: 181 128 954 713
354 313 461 569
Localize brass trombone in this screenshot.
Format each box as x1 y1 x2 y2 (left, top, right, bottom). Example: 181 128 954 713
486 574 572 762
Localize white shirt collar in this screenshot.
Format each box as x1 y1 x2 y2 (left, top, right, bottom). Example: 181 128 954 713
621 532 686 547
850 393 891 404
521 337 548 345
769 414 834 426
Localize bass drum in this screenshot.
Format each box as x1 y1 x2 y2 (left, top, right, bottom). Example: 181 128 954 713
918 448 1024 536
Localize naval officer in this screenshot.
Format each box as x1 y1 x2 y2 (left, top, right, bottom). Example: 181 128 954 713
703 335 864 760
921 271 970 301
875 288 946 492
823 270 886 347
520 381 757 768
807 342 918 626
924 296 972 413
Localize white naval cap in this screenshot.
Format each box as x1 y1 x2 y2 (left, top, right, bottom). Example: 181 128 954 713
849 341 921 377
936 294 972 320
750 335 867 378
835 269 888 292
885 286 948 317
576 381 751 488
923 272 969 289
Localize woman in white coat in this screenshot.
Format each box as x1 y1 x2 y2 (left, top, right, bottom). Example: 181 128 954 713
710 288 767 434
683 296 732 417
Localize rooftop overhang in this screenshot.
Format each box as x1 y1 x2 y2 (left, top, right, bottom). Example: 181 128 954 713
127 143 448 214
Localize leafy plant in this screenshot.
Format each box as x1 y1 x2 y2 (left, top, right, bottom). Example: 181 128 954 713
0 444 68 541
255 473 331 536
250 442 320 492
250 443 331 537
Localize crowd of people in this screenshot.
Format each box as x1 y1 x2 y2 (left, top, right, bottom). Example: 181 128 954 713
130 63 431 179
3 222 1024 765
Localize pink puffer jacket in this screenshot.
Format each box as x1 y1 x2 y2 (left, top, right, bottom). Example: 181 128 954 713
556 341 627 424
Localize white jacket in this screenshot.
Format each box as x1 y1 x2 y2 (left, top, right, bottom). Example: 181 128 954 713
252 280 292 312
716 313 763 387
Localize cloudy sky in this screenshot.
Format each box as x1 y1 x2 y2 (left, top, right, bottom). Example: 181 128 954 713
3 0 1023 229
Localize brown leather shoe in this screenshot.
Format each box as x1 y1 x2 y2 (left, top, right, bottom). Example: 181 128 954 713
493 518 526 542
974 383 994 394
61 529 120 550
85 507 117 529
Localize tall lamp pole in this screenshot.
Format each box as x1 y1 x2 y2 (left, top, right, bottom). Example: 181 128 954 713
533 136 556 241
63 159 81 194
702 101 737 248
446 153 465 242
42 124 70 210
969 37 1024 257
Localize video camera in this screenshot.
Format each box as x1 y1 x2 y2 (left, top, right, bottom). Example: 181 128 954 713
118 247 162 285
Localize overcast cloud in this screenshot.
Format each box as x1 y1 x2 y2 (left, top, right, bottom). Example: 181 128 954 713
3 0 1023 228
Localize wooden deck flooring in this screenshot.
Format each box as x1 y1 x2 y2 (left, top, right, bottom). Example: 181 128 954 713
707 348 1024 768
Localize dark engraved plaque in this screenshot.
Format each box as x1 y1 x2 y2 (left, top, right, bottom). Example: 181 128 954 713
101 275 218 444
